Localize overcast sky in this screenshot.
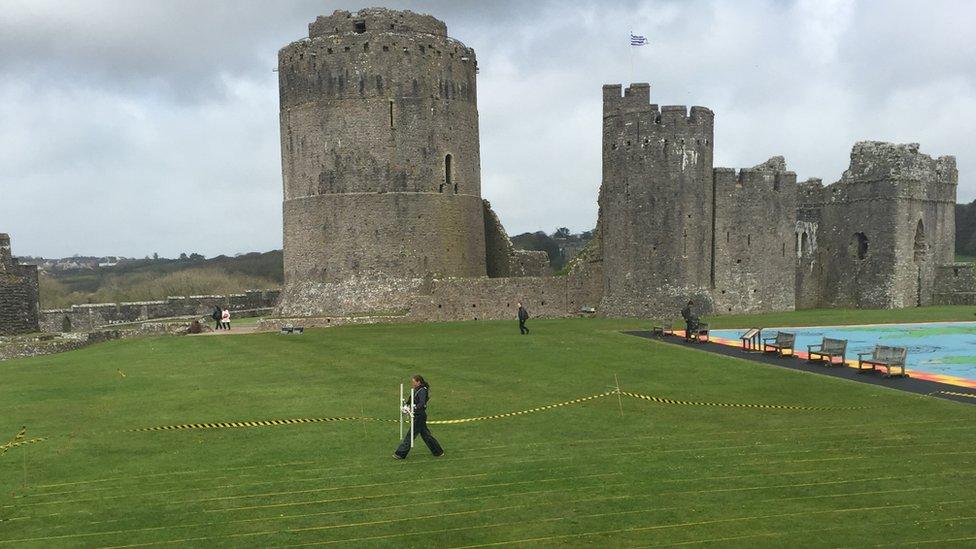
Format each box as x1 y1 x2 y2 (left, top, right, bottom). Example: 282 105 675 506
1 0 973 258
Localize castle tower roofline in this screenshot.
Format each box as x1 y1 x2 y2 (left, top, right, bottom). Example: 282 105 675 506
310 8 448 39
602 83 712 122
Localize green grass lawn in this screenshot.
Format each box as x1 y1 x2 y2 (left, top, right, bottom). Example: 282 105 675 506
2 312 976 547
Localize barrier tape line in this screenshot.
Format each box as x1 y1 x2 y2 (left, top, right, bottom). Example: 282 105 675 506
619 391 868 411
0 437 46 456
126 389 864 434
934 390 976 400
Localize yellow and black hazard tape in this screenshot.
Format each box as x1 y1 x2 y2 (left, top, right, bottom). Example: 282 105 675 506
0 437 46 456
429 392 614 425
934 390 976 400
620 391 865 411
127 416 386 433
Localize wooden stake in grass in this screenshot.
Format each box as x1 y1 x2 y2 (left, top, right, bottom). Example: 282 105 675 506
614 374 624 417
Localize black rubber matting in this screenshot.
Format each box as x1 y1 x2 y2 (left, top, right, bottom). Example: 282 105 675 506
624 330 976 406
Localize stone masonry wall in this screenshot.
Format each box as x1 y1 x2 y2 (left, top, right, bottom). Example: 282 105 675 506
0 234 40 335
598 83 715 318
932 264 976 305
711 157 797 314
38 289 280 333
483 200 549 277
279 8 486 288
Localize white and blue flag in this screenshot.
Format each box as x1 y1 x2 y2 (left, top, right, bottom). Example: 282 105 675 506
630 33 648 46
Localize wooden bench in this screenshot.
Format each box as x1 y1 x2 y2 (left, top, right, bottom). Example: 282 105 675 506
687 322 709 343
858 345 908 377
651 322 673 337
762 331 796 357
740 328 763 351
280 326 305 335
807 337 848 365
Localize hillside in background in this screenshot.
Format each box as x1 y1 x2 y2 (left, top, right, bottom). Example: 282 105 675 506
36 251 282 309
957 200 976 261
511 228 593 272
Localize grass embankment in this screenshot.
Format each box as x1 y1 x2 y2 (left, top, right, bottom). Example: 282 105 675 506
1 314 975 546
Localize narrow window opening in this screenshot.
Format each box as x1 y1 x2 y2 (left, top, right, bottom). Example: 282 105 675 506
354 21 366 33
852 232 869 260
913 220 926 263
389 100 394 128
444 154 453 190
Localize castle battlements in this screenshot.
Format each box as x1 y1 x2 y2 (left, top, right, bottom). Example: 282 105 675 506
602 84 712 124
309 8 448 39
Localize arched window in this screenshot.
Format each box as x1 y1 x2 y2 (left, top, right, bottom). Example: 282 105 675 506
800 232 809 256
913 219 926 263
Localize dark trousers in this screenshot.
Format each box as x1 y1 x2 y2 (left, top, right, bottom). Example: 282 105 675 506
519 319 529 334
214 320 221 330
395 412 443 458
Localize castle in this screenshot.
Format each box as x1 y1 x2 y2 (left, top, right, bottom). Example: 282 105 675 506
272 8 962 324
0 233 40 335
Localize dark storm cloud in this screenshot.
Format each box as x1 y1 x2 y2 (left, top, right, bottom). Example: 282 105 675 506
0 0 972 257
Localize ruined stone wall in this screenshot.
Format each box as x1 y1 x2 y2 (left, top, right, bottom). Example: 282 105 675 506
796 142 957 309
711 158 797 314
279 8 485 288
795 179 823 309
38 290 280 333
598 83 715 318
483 200 550 277
932 264 976 305
0 234 40 335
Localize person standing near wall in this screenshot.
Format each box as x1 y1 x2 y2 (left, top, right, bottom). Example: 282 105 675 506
681 300 697 341
394 375 444 459
221 308 231 330
212 306 222 330
517 302 530 335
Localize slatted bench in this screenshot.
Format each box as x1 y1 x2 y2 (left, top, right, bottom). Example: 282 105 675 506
280 326 305 335
858 345 908 377
651 322 673 337
807 337 847 366
762 331 796 357
688 322 709 343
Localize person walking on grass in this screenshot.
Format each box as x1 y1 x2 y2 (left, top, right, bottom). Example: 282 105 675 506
517 302 530 335
681 300 697 341
212 305 222 330
394 375 444 460
221 308 231 330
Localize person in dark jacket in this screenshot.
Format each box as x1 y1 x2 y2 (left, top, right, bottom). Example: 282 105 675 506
211 305 222 330
681 300 697 341
517 302 530 335
394 375 444 459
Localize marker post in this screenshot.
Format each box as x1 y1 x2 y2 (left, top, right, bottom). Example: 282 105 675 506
399 383 404 440
410 386 415 448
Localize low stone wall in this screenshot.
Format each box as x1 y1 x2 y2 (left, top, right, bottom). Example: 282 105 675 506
39 289 280 333
932 263 976 305
0 322 189 361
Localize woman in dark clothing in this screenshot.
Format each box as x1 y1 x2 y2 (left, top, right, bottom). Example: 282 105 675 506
394 375 444 459
211 306 222 330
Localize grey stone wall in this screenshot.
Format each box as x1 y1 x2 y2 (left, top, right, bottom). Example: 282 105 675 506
932 264 976 305
796 142 956 309
483 200 550 277
279 7 485 288
38 289 280 333
598 83 715 318
712 158 797 314
0 234 40 335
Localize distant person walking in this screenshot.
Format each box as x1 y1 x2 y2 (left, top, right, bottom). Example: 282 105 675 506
211 306 222 330
517 302 530 335
394 375 444 460
221 309 231 330
681 300 697 341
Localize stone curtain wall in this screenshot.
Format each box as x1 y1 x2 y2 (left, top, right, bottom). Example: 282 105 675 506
38 290 280 333
711 158 797 314
932 264 976 305
483 200 550 277
0 234 40 335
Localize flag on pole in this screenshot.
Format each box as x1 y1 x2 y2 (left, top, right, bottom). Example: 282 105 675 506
630 33 648 46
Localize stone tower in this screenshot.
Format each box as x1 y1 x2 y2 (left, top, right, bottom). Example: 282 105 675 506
598 84 715 317
0 233 40 335
278 8 486 292
796 142 957 308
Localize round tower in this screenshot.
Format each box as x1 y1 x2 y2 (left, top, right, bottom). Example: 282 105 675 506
278 8 486 287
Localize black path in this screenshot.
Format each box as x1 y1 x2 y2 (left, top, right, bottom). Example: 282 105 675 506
625 330 976 406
